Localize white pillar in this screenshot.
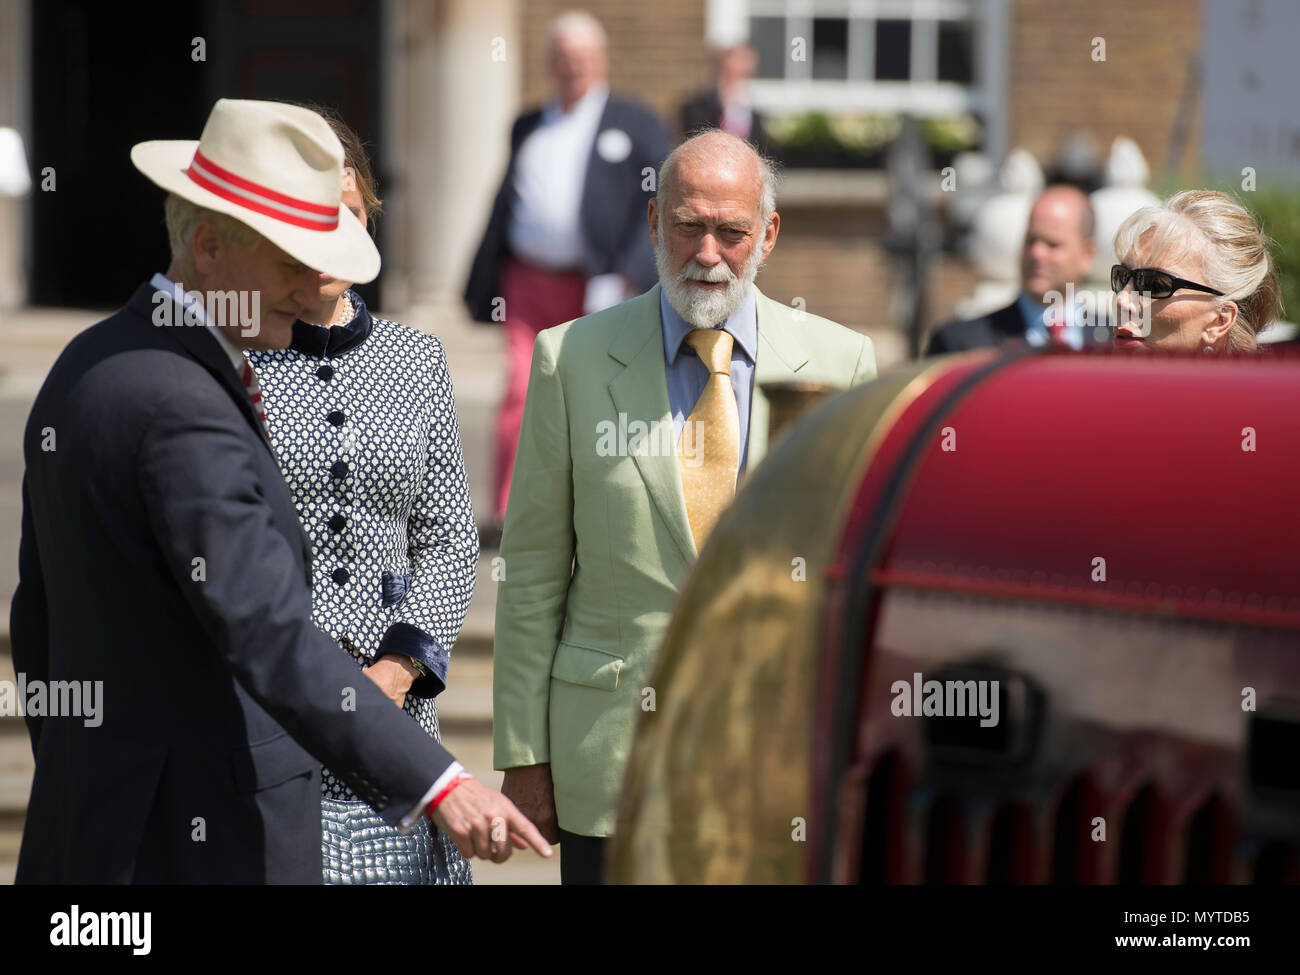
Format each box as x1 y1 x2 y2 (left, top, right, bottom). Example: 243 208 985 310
0 0 31 310
384 0 519 318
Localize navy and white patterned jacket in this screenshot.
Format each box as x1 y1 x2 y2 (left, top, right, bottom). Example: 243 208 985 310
248 293 478 801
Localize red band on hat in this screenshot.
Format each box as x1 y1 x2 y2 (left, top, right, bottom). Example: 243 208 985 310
186 150 340 231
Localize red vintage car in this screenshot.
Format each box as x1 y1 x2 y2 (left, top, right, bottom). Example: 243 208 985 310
610 346 1300 884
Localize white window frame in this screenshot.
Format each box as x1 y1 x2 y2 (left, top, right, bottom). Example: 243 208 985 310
707 0 1009 161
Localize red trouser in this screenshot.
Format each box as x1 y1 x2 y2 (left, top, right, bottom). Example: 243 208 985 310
494 256 587 521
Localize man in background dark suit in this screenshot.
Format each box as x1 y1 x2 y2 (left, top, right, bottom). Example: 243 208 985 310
463 11 670 536
10 99 548 883
926 184 1113 354
679 44 769 154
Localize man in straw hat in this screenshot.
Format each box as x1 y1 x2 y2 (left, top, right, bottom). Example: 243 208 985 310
10 98 549 882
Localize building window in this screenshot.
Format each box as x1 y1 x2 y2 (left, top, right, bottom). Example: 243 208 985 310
710 0 1009 160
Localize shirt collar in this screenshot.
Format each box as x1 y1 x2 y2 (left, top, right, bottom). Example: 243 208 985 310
289 290 374 359
150 272 246 373
543 82 610 124
1019 289 1085 329
660 284 758 366
1017 291 1048 332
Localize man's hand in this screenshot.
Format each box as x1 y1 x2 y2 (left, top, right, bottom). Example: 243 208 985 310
432 778 553 863
501 763 560 844
363 654 419 709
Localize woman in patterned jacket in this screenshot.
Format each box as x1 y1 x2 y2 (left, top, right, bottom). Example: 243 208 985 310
248 109 477 885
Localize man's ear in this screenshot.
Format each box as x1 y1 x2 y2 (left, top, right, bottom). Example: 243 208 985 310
191 220 223 275
1204 301 1238 344
647 199 659 247
760 210 780 260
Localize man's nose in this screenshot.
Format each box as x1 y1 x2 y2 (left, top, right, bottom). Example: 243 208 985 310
695 233 721 265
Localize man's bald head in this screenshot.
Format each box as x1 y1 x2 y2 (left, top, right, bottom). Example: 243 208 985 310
1021 183 1097 301
548 11 608 108
1034 184 1095 239
656 129 776 235
648 130 781 329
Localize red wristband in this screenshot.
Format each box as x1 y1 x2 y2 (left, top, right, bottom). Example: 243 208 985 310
426 772 472 817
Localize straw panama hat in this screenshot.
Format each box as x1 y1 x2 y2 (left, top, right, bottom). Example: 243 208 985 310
131 98 380 284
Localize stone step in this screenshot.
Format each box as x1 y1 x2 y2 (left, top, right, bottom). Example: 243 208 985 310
455 623 493 658
437 652 493 735
436 724 558 884
0 723 31 765
0 605 498 886
0 582 497 659
0 629 490 660
0 728 555 887
0 648 493 774
0 725 34 824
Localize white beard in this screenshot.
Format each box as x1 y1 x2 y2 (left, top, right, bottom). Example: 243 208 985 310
655 230 765 329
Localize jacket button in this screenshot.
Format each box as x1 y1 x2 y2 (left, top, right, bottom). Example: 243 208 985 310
328 410 346 426
328 514 347 533
316 365 334 380
331 567 350 585
331 460 349 478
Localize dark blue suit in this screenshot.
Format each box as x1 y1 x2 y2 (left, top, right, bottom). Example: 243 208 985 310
925 299 1114 355
463 95 670 323
10 284 456 883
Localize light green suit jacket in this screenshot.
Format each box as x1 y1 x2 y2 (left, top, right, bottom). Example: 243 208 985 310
492 283 875 836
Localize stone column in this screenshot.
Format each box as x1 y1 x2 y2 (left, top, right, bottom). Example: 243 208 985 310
383 0 519 319
0 0 31 311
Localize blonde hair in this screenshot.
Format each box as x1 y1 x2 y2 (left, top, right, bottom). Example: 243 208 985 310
163 193 257 269
1113 190 1283 353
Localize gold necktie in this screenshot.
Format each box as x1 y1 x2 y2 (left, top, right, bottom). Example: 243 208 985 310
678 327 740 550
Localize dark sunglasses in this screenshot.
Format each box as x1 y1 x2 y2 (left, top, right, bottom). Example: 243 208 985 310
1111 264 1224 300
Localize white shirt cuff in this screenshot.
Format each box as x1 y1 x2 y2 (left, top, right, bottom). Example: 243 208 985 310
399 761 465 830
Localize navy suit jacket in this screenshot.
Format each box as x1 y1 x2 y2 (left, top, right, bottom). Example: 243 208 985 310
463 94 670 323
925 299 1114 355
678 89 770 154
10 284 456 883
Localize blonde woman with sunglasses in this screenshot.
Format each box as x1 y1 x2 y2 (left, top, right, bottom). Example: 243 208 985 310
1111 190 1282 354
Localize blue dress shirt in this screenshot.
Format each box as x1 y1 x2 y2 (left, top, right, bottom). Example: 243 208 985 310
660 286 757 473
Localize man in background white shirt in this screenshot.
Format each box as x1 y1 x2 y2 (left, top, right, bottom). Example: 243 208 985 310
463 11 670 538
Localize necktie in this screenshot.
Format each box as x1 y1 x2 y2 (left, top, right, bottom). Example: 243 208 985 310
241 359 268 429
678 328 740 550
1046 310 1071 347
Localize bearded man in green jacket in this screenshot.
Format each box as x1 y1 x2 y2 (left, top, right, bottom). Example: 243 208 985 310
492 130 876 883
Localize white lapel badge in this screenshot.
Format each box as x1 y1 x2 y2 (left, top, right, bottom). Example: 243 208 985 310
596 128 633 164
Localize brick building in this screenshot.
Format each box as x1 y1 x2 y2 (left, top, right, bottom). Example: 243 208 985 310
501 0 1204 359
0 0 1216 362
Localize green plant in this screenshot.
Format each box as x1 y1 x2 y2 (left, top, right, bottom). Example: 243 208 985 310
763 111 839 150
1245 189 1300 322
920 115 983 154
764 110 981 159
